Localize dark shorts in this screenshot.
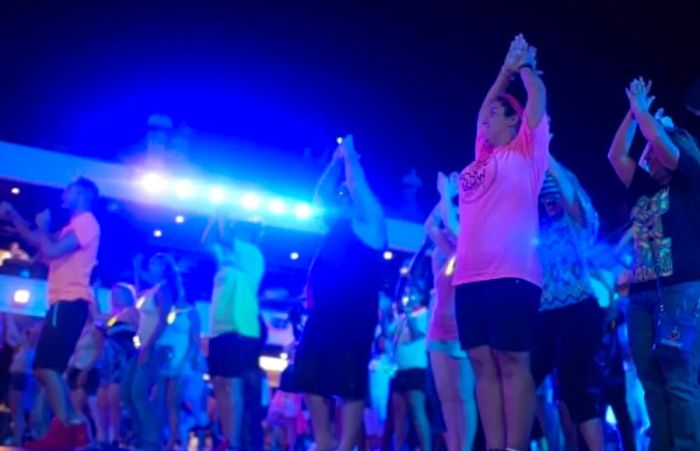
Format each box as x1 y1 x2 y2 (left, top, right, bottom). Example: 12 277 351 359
291 314 375 400
67 367 101 396
455 278 541 352
101 333 136 385
34 300 90 373
391 368 427 393
208 332 260 378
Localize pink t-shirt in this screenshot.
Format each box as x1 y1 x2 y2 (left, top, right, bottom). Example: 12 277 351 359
453 118 550 287
428 258 459 341
47 212 101 304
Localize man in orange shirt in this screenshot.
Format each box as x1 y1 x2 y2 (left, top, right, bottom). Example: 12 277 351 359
2 177 101 449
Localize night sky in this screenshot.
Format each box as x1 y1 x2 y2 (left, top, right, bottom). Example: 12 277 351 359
1 1 699 234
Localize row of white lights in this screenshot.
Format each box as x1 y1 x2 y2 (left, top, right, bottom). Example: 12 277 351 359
139 173 314 220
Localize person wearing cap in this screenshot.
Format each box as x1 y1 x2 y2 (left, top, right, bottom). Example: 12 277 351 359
453 34 549 451
531 156 605 450
608 77 700 451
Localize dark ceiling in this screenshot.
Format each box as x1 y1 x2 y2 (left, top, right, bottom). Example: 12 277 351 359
0 1 698 232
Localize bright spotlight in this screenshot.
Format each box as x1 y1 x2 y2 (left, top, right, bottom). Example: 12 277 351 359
399 266 409 276
290 252 300 261
294 203 313 220
174 179 195 199
242 193 261 211
208 187 226 204
336 136 344 145
383 250 394 261
11 187 20 195
259 356 288 372
175 215 185 224
269 199 286 215
153 229 163 238
140 172 167 194
13 289 30 304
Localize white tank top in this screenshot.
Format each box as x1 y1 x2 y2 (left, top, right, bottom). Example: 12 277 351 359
136 285 161 345
157 305 193 368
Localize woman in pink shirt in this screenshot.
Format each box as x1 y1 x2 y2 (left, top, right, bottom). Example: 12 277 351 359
453 34 549 451
426 172 476 451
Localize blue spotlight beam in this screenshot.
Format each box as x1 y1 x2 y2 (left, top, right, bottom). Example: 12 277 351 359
0 141 425 251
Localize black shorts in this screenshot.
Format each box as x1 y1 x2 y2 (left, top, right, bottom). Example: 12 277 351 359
455 278 541 352
208 332 260 378
67 367 100 396
34 300 90 373
391 368 427 393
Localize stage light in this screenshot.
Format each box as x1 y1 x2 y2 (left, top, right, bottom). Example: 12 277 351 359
401 295 410 306
11 187 20 195
280 352 289 360
259 356 288 372
202 373 211 382
242 193 261 211
269 199 286 215
294 203 312 220
399 266 410 276
175 215 185 224
383 251 394 261
208 187 226 204
336 136 344 145
140 172 167 194
290 252 300 261
174 179 195 199
13 289 30 304
153 229 163 238
133 335 141 348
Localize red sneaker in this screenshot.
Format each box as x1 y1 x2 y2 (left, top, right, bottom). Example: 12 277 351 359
25 418 74 449
71 422 90 447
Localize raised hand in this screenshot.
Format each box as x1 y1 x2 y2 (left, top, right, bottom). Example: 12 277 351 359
503 34 529 73
337 134 360 162
626 77 655 114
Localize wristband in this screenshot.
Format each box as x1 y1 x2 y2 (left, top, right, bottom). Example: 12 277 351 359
518 63 535 72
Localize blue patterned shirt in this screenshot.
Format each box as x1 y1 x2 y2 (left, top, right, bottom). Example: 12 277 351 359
538 169 599 311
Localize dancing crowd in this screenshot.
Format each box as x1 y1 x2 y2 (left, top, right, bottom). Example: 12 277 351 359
0 33 699 451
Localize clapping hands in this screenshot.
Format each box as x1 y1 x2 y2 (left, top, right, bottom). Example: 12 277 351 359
503 34 539 75
626 77 655 114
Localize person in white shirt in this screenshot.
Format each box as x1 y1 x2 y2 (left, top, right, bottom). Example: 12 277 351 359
202 213 265 451
389 289 431 451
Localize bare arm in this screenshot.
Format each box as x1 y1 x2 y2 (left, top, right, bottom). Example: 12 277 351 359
183 308 201 367
36 231 79 260
607 111 638 188
520 64 547 129
3 207 40 248
341 136 387 248
548 157 585 225
424 206 455 257
313 154 344 209
634 108 680 171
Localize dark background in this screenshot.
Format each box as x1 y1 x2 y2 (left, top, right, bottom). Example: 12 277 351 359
0 1 698 233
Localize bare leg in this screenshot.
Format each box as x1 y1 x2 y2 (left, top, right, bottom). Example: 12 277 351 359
306 394 334 451
468 346 506 449
107 384 122 443
96 386 109 443
392 391 409 451
338 398 364 451
557 401 580 451
214 376 244 448
34 368 76 424
577 418 605 451
9 388 25 444
165 378 182 449
407 390 432 451
493 350 536 450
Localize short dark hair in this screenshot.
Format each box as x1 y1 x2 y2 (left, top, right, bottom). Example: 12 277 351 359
73 177 100 209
